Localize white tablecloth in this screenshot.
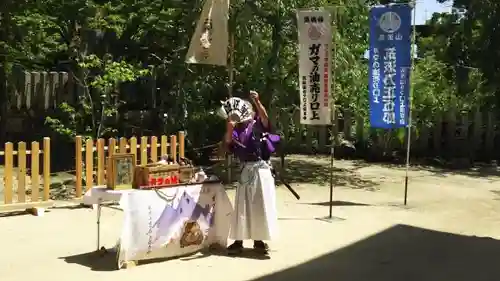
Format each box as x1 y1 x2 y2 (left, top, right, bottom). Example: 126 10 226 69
83 183 233 267
83 186 135 205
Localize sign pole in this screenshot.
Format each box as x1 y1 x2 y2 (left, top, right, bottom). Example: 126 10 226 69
226 30 234 183
318 7 343 223
228 34 234 98
403 1 417 205
367 3 413 205
327 7 337 219
328 114 335 218
297 7 343 222
225 1 234 183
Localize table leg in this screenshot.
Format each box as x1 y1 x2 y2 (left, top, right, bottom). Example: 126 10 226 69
97 199 102 251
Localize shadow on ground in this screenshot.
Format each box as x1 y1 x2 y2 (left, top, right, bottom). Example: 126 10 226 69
305 200 370 207
60 251 118 271
60 247 270 271
0 210 30 218
351 158 500 181
59 250 202 271
246 224 500 281
276 158 378 190
219 157 378 190
179 249 271 261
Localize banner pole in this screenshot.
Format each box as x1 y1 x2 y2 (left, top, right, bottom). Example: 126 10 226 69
228 35 234 97
328 7 337 219
403 1 417 205
316 6 344 223
226 4 234 184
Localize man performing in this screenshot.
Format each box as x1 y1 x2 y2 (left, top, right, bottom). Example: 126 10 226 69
219 90 280 255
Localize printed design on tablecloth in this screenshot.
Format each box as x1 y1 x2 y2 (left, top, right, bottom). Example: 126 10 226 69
179 220 204 248
153 190 216 246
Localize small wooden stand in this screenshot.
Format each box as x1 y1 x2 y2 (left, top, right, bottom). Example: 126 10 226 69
120 261 137 269
133 163 194 189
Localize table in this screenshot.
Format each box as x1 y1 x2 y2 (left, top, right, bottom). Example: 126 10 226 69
83 182 233 268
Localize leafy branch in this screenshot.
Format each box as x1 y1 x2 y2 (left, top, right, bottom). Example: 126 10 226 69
45 54 149 140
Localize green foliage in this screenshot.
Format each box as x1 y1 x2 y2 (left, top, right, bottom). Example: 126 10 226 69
1 0 498 157
45 54 149 140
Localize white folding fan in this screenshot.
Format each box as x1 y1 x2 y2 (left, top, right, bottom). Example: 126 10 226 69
216 97 254 123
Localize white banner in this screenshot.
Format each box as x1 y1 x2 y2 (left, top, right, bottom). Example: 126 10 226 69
297 9 332 125
117 183 232 267
185 0 230 66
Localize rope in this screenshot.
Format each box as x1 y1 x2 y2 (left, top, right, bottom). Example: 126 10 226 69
153 187 179 203
238 160 270 187
192 143 220 151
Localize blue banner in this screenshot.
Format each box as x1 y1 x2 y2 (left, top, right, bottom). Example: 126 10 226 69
368 5 412 128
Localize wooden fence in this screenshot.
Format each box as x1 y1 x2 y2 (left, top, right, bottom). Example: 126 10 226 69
275 108 499 161
9 70 72 110
5 67 500 160
75 132 185 198
7 69 156 110
0 138 52 213
0 132 185 214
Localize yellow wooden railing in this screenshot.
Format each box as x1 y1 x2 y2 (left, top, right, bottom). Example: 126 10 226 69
0 132 185 214
74 132 185 197
0 138 52 213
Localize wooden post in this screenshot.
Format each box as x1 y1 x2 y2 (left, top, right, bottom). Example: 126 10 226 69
85 138 93 191
97 138 105 185
48 71 58 108
119 137 127 153
170 135 177 163
178 131 185 159
4 142 13 204
17 142 27 203
108 138 116 156
140 136 148 164
150 136 158 162
129 137 137 164
75 136 83 198
160 135 168 157
31 141 40 202
107 138 116 184
29 72 39 109
43 138 50 201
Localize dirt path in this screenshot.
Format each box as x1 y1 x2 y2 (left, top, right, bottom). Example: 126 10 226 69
1 156 500 281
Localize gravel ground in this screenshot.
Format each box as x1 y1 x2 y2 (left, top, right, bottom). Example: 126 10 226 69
1 156 500 281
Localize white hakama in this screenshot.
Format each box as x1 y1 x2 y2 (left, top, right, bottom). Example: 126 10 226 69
229 160 278 241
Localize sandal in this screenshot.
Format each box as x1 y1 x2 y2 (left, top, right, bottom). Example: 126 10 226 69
253 240 269 255
227 241 243 255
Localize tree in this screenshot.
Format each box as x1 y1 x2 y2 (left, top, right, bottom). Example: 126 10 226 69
45 54 150 140
3 0 494 160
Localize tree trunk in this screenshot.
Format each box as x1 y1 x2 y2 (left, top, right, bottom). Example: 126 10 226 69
0 1 11 141
263 14 283 108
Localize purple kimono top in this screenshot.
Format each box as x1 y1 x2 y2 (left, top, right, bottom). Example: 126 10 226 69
230 117 280 162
